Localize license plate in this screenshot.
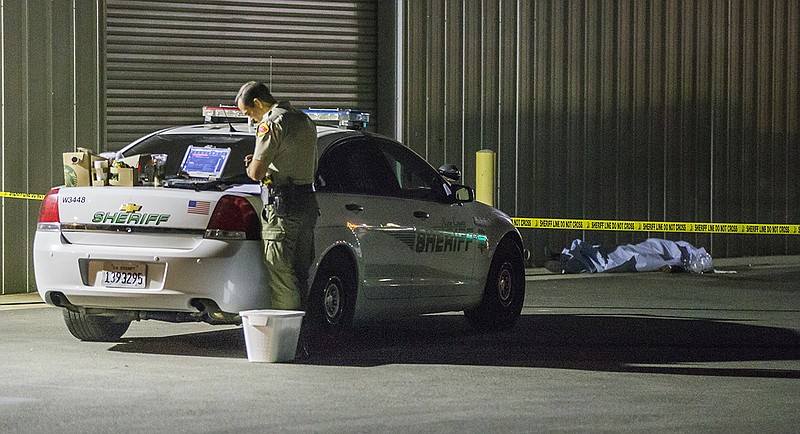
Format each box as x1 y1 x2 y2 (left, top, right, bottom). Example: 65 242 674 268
101 262 147 289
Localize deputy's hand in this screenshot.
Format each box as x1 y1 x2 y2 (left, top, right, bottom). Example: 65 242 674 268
244 154 253 168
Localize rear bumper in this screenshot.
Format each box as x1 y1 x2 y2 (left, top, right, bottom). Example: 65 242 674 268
33 231 269 314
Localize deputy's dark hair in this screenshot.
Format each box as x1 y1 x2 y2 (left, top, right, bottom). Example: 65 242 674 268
235 81 276 107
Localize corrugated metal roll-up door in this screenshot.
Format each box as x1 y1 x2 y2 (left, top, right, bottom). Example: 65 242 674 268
104 0 378 150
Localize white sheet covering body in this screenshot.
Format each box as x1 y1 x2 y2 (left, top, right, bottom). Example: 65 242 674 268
559 238 712 273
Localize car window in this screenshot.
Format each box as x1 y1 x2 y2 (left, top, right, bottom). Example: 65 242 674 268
316 139 401 196
375 140 449 202
123 134 253 179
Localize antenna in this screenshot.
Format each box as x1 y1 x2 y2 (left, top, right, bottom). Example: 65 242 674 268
221 104 236 133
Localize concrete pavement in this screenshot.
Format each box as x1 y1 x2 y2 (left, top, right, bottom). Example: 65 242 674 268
1 255 798 432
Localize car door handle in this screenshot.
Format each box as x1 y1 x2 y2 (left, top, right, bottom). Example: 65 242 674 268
345 203 364 212
413 211 429 219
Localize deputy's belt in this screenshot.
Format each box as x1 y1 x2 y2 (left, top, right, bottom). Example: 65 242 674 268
270 183 315 194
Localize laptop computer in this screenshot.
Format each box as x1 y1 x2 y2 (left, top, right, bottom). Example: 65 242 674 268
179 146 231 179
163 146 232 189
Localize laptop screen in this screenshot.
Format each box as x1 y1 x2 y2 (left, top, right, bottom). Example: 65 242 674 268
179 146 231 179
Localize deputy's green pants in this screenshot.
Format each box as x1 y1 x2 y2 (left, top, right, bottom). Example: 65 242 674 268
262 195 318 310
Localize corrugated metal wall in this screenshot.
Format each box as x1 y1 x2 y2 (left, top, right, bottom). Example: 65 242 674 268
3 0 798 294
1 0 101 295
104 0 379 149
401 0 800 264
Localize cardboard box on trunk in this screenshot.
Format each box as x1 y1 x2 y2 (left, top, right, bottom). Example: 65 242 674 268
92 170 109 186
114 154 150 186
109 167 136 186
62 148 106 187
118 154 151 171
91 160 109 186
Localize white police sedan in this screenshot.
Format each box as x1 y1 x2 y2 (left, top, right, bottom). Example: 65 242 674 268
34 108 525 342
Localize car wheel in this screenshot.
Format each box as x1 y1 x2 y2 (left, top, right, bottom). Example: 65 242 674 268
465 240 525 331
62 309 131 342
307 251 357 339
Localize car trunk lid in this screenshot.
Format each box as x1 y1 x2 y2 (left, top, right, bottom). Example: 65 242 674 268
56 186 233 248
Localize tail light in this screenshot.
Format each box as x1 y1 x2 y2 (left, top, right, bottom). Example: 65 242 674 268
205 195 261 240
37 188 61 228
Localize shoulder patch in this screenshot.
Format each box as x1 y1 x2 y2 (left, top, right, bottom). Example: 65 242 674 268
257 122 269 137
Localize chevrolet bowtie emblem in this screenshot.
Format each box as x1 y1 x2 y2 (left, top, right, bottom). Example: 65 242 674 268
120 203 142 213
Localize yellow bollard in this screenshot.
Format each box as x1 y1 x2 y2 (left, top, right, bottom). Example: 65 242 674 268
475 149 496 206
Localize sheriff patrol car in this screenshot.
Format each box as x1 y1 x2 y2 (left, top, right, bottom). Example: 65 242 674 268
34 107 525 342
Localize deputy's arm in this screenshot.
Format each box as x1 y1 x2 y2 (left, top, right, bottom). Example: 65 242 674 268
246 158 268 182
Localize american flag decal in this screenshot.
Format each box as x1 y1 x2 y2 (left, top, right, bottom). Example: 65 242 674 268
187 200 211 215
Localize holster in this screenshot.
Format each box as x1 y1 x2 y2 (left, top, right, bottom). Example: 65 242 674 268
261 183 314 218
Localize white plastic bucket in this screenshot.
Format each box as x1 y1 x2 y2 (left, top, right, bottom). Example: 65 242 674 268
239 309 305 363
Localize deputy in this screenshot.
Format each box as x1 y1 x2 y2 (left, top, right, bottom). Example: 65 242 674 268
236 81 318 311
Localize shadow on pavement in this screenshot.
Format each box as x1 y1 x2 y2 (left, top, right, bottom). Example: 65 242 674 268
109 314 800 378
110 327 247 359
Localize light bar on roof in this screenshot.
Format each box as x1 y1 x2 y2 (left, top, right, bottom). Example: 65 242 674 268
201 105 370 130
302 109 370 123
202 105 248 123
303 109 370 129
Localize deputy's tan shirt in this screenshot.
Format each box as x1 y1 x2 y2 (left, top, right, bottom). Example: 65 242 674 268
252 101 317 186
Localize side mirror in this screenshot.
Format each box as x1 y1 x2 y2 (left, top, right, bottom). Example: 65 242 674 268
438 164 461 182
451 184 474 203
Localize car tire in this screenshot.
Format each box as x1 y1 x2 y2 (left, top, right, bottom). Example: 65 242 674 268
465 240 525 331
62 309 131 342
307 251 357 342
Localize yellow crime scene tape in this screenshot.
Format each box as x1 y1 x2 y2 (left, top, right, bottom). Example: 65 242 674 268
0 191 46 201
2 190 796 235
511 217 800 235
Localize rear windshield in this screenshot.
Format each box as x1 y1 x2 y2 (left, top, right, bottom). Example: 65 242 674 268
123 134 254 179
